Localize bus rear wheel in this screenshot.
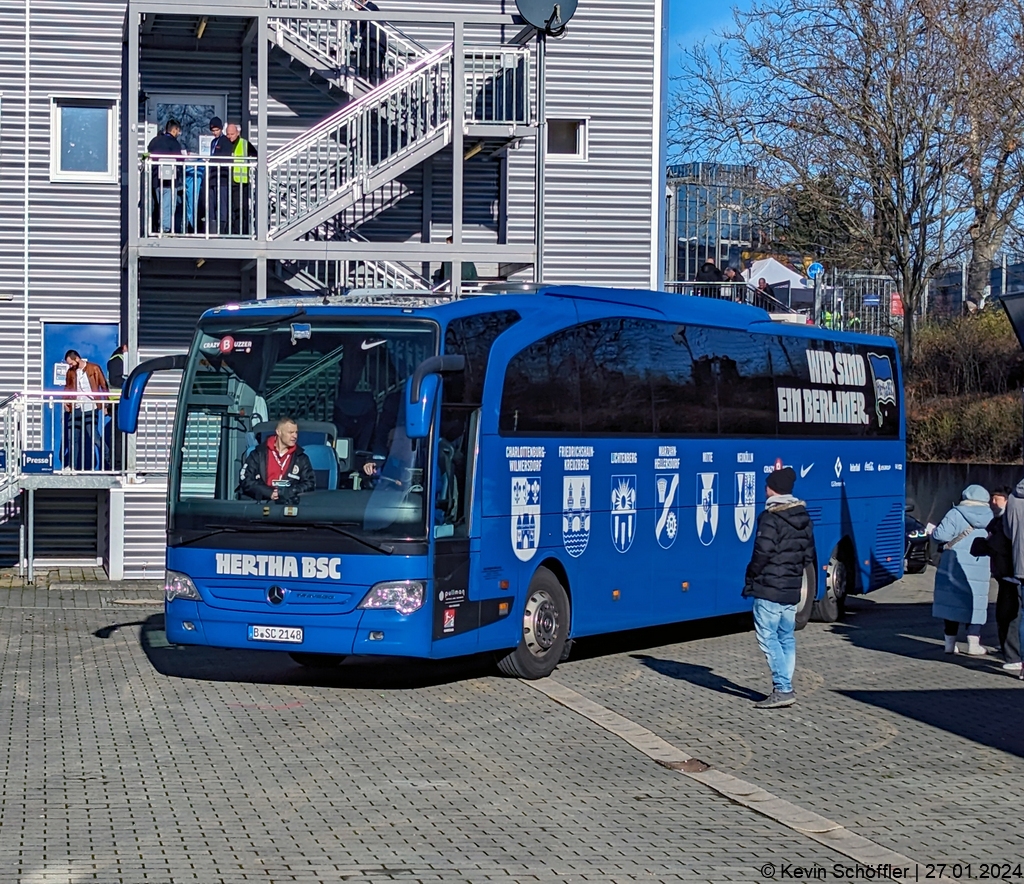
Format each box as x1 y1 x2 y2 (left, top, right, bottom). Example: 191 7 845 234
813 550 850 623
795 559 817 631
289 652 346 668
496 567 570 679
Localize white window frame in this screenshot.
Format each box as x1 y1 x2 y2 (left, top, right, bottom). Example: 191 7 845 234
49 96 120 184
546 117 590 163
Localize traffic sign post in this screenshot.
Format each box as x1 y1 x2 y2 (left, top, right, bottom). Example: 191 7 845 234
810 264 824 327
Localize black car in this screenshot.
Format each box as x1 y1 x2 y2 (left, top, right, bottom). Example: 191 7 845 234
905 512 930 573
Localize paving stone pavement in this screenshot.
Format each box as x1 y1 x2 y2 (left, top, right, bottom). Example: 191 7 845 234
553 571 1024 870
0 571 1019 883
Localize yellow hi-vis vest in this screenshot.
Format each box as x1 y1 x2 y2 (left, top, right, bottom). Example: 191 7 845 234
232 138 250 184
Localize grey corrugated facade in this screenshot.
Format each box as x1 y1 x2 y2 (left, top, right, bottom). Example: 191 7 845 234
0 0 666 577
0 0 123 395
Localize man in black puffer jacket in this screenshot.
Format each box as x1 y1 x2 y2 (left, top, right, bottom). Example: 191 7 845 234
743 466 815 709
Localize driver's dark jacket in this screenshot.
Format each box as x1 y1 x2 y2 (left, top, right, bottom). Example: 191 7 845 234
239 443 316 502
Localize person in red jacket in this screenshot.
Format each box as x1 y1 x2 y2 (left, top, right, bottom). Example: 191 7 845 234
239 417 316 504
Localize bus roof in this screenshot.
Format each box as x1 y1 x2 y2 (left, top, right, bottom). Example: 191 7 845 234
198 286 898 348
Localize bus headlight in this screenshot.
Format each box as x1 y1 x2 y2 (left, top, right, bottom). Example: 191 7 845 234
358 580 425 615
165 570 203 603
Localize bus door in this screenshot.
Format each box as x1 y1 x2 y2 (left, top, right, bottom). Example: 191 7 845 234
430 403 482 655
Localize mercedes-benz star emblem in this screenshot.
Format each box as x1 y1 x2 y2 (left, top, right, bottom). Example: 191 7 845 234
267 585 286 605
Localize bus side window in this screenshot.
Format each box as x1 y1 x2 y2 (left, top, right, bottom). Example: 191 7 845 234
577 318 656 434
499 328 582 434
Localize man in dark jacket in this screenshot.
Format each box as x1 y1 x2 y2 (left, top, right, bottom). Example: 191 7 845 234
977 487 1020 670
1002 477 1024 674
695 258 724 282
743 466 815 708
147 119 184 233
239 417 316 504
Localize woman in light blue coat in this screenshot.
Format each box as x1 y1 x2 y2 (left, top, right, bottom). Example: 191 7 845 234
932 484 993 656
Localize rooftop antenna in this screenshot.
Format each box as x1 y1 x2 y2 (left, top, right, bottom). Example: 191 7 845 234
514 0 577 286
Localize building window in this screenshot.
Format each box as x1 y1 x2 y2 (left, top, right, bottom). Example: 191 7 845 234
50 98 118 183
547 118 588 162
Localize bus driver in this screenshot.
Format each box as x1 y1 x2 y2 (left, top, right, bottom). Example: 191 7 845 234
240 417 316 504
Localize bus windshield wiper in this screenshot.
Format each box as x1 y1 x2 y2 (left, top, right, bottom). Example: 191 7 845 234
177 523 306 546
178 521 394 555
310 523 394 555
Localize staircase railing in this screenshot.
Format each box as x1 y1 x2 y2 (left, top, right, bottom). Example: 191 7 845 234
269 0 427 91
297 217 428 291
0 392 179 506
268 42 531 239
269 43 454 237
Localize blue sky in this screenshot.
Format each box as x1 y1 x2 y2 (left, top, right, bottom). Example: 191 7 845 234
666 0 743 74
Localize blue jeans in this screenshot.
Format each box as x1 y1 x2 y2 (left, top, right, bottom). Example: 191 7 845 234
752 598 797 693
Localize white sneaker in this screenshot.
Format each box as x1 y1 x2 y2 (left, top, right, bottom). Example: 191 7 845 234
1002 661 1023 671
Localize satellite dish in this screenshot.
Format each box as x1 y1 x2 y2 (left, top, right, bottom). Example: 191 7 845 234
515 0 578 34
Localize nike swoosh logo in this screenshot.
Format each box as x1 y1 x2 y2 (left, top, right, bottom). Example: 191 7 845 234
360 339 386 351
800 464 813 478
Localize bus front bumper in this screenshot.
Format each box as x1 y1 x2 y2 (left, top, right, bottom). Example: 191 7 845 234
165 599 433 658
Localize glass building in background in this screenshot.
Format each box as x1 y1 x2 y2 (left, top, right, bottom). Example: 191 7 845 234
665 163 767 282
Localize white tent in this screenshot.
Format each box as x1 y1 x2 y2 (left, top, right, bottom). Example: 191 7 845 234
743 257 815 308
743 257 812 291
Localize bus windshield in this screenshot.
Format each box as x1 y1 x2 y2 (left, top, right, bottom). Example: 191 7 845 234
170 317 438 544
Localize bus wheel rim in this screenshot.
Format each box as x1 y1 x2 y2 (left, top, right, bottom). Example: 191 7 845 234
829 560 847 600
523 589 558 656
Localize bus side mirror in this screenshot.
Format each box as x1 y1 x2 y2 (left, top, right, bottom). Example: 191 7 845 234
405 355 466 439
405 373 440 439
118 354 188 433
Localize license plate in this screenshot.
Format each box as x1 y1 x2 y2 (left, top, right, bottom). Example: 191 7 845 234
248 625 303 643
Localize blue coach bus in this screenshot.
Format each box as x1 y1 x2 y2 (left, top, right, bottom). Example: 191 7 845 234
119 286 905 679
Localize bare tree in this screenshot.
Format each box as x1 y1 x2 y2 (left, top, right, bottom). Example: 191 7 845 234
670 0 1024 361
939 0 1024 307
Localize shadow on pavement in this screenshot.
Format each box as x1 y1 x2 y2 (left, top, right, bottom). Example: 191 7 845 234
568 613 753 662
631 654 762 699
94 621 148 639
132 614 498 689
839 689 1024 758
833 595 1004 661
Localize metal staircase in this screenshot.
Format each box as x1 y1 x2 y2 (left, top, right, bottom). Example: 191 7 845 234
269 0 427 100
268 43 455 241
278 222 429 293
266 1 531 294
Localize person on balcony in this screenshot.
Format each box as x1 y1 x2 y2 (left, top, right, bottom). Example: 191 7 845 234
220 123 257 236
63 350 109 471
207 118 229 234
147 119 185 234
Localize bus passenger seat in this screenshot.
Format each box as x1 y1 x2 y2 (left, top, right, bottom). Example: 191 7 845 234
303 444 339 491
332 392 377 452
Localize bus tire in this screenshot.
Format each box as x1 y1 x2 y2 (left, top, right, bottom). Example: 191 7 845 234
559 638 574 662
288 652 345 668
795 559 817 631
813 549 850 623
496 567 570 679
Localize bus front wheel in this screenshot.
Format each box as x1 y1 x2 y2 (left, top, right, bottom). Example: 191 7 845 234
289 652 346 668
795 560 817 631
496 567 570 679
